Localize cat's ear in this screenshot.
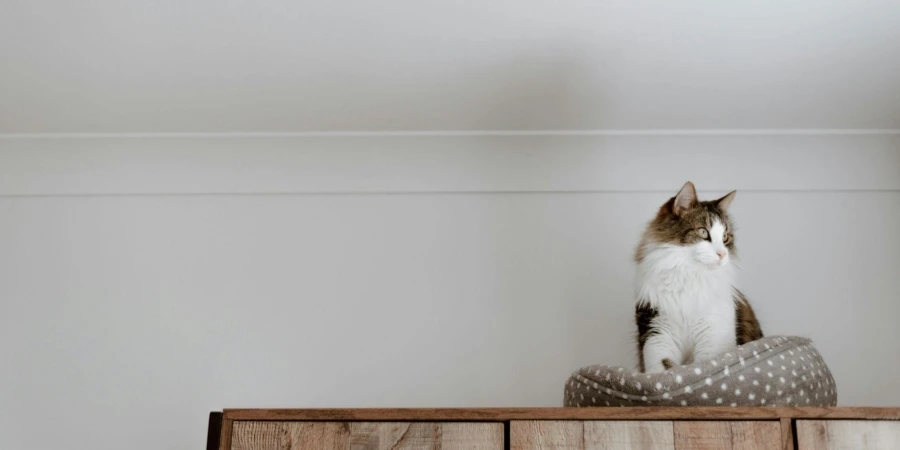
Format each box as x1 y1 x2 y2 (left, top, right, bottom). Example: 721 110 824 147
672 181 698 216
716 190 737 210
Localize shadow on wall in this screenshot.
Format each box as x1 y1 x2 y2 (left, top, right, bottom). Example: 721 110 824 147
445 49 611 130
301 44 618 130
448 48 650 395
471 191 647 398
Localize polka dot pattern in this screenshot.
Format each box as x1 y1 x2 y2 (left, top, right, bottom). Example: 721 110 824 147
563 336 837 408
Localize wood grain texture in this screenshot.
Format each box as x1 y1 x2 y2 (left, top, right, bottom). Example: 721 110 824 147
350 423 437 450
440 423 504 450
729 422 782 450
222 407 900 422
796 420 900 450
510 421 583 450
674 422 731 450
584 421 675 450
350 422 502 450
674 422 780 450
795 420 826 450
512 421 676 450
232 422 350 450
219 418 233 450
780 418 793 450
230 422 502 450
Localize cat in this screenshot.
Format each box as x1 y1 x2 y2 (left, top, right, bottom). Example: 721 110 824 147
634 181 763 373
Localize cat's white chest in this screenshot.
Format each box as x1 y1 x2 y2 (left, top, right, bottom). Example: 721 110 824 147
636 245 737 364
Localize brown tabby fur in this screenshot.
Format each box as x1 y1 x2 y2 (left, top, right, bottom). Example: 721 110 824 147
734 289 764 345
635 182 763 372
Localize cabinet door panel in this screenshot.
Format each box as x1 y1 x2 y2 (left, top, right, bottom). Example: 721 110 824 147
350 422 503 450
232 422 349 450
674 421 780 450
797 420 900 450
511 420 780 450
511 420 673 450
231 421 503 450
510 421 584 450
586 421 675 450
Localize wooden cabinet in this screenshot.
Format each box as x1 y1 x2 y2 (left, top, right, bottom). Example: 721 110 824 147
210 408 900 450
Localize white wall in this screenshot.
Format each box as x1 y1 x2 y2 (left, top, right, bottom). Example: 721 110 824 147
1 137 899 450
2 1 900 132
2 1 900 450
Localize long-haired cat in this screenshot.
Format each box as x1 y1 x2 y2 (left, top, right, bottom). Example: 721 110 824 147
634 181 763 373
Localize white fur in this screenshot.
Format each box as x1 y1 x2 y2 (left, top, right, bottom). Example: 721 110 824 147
636 219 738 373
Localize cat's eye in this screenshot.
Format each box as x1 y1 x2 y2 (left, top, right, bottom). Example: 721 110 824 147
724 232 731 243
697 228 709 239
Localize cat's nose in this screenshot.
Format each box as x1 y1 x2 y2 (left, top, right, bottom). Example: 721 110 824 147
717 250 727 259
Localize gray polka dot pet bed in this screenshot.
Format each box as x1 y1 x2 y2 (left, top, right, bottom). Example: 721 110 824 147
564 336 837 407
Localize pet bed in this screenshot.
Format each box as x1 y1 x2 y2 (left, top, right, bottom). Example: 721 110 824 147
564 335 837 407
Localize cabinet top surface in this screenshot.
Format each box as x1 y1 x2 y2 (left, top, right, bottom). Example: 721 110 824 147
221 407 900 421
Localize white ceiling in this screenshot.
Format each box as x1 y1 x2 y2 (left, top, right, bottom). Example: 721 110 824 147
2 0 899 132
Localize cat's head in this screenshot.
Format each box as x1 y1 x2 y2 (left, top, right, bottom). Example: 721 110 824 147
637 181 738 269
